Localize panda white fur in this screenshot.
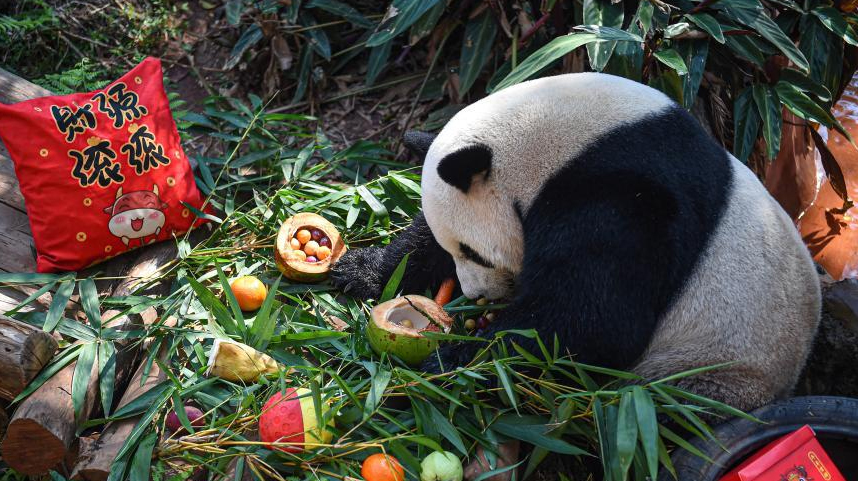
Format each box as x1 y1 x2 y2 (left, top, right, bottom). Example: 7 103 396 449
332 72 821 412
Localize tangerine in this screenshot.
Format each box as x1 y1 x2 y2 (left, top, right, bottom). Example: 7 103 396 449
361 453 405 481
230 276 267 311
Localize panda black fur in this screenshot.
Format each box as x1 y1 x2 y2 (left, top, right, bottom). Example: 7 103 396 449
331 73 821 412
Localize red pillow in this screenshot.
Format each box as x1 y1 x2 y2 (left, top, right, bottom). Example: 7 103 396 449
0 57 207 272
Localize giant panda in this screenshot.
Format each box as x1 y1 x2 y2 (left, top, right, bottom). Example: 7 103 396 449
331 72 821 412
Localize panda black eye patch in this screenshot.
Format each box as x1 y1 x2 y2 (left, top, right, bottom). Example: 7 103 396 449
459 242 495 268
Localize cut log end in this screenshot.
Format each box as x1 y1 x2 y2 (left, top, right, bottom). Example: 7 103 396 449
2 418 66 474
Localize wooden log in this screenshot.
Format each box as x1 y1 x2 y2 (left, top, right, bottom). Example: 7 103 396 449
71 340 170 481
1 242 178 475
0 315 59 401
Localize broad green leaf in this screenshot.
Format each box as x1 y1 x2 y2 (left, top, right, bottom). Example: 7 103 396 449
0 272 63 284
678 39 709 109
799 14 843 102
733 87 760 162
306 0 373 27
292 47 313 103
493 360 519 412
583 0 624 71
720 0 809 71
494 34 602 91
380 253 410 302
299 11 332 60
46 279 75 332
685 13 725 43
367 0 442 47
723 30 768 66
459 8 497 96
811 6 858 46
366 40 393 87
409 0 446 45
4 279 58 316
775 81 837 126
653 48 688 74
778 68 831 102
72 343 97 423
225 24 263 70
752 84 782 159
225 0 242 25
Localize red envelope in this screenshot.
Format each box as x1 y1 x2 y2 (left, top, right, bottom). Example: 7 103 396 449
720 425 846 481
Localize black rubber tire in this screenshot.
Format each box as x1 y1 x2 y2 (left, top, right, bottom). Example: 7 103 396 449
660 396 858 481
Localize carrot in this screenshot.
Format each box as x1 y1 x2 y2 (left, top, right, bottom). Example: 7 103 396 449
434 277 456 306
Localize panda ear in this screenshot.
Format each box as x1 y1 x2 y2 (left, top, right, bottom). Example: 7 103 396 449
403 130 436 160
436 144 492 193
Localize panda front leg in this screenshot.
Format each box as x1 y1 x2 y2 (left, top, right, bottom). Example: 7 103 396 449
330 213 456 300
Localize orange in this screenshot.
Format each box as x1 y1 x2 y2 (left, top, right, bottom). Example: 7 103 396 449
229 276 267 311
361 453 405 481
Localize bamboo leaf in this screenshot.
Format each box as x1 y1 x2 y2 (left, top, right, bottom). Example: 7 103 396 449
306 0 373 28
98 341 116 417
129 431 157 481
46 279 75 332
225 24 263 70
632 387 659 480
494 34 603 91
459 8 497 96
616 391 638 478
366 40 393 87
367 0 442 47
428 403 468 456
380 253 410 302
72 343 97 423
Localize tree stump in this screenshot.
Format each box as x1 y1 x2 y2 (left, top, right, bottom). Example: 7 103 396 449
0 316 58 401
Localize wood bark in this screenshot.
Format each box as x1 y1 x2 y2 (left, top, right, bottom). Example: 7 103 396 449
0 315 59 401
1 242 177 475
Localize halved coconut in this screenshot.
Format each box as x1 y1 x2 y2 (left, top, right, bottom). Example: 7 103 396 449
367 295 453 366
274 212 346 282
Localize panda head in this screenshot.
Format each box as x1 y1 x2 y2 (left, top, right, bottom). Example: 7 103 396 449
412 73 674 300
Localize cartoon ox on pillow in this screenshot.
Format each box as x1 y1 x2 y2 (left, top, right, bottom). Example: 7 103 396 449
103 184 168 246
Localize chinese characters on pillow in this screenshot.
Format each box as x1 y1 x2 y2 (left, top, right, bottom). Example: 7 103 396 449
0 57 207 272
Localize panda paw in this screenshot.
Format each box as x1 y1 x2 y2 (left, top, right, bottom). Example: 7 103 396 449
329 246 386 300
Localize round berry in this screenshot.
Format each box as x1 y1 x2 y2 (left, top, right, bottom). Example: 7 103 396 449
464 318 476 330
485 312 496 322
477 317 489 329
295 229 311 244
311 229 323 241
316 246 331 261
319 236 331 247
401 319 414 328
292 249 307 261
304 240 319 256
475 297 488 306
306 255 318 263
290 237 302 250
